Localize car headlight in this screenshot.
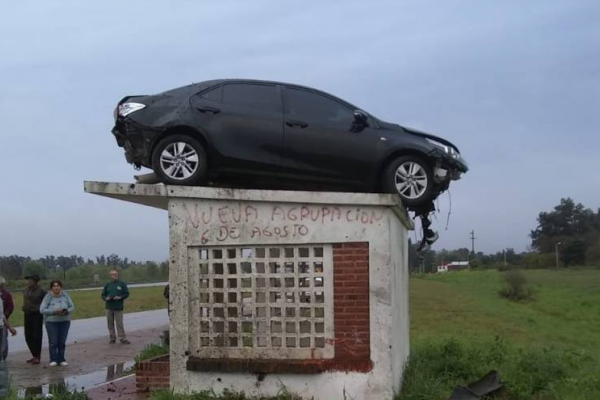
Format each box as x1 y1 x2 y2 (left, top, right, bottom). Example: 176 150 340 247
118 102 146 117
426 138 459 158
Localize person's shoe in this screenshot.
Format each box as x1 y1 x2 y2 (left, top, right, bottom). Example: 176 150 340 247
49 362 58 367
120 339 131 344
60 362 69 366
417 239 431 252
425 231 439 245
26 358 36 364
30 358 41 365
109 339 116 344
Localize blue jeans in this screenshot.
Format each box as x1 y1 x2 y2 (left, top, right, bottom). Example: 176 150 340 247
45 321 70 363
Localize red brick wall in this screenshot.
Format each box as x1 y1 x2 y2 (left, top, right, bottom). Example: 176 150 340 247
136 355 170 392
186 241 372 374
328 242 371 372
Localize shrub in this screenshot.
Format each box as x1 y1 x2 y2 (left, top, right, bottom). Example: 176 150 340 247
499 270 533 301
520 252 555 269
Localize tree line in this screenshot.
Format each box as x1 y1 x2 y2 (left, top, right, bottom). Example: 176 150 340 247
410 198 600 273
0 254 168 282
3 197 598 278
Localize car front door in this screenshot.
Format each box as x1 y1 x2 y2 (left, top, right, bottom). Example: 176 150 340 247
190 82 284 174
280 86 378 185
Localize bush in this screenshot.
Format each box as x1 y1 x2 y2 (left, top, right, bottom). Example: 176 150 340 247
520 252 555 269
499 270 534 301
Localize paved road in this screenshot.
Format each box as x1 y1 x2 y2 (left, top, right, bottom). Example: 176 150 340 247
8 308 169 353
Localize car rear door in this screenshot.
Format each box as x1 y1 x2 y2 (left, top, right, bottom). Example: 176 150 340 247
190 82 284 174
280 86 378 184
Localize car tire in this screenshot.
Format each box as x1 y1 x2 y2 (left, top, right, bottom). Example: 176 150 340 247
152 134 207 186
382 155 434 207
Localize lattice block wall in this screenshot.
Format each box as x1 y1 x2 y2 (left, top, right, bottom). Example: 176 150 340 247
188 245 334 359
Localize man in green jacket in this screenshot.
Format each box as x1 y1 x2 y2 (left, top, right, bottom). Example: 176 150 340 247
101 270 130 344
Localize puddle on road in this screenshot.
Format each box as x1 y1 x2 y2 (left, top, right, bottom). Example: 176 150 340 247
19 361 135 398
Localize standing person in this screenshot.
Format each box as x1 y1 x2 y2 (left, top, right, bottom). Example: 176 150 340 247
0 295 18 395
39 280 74 367
0 277 14 361
101 270 130 344
0 292 17 358
23 274 46 365
163 284 170 316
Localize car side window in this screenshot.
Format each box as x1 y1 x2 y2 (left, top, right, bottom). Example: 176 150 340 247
222 84 281 113
200 86 222 102
286 88 353 124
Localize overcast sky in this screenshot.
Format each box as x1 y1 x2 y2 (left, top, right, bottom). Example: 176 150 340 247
1 1 599 261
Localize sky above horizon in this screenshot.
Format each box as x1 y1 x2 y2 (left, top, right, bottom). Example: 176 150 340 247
1 1 599 261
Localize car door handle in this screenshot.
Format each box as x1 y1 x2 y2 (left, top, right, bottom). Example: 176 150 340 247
285 119 308 128
196 106 221 114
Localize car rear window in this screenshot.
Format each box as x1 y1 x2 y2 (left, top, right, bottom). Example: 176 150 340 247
223 84 281 113
286 88 353 123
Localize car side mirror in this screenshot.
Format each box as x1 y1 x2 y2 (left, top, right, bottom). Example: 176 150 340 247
354 110 368 125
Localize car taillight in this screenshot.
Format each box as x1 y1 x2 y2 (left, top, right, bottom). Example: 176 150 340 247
118 102 146 117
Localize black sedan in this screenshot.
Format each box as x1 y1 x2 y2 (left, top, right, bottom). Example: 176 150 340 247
112 79 468 208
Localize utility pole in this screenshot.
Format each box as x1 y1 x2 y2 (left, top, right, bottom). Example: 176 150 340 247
470 230 476 255
468 230 476 271
555 242 562 268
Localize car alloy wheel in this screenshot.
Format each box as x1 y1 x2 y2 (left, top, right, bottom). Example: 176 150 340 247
160 142 199 180
394 161 428 200
152 134 207 186
382 155 433 207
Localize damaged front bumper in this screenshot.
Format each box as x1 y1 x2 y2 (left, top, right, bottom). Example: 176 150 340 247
429 148 469 185
112 117 157 168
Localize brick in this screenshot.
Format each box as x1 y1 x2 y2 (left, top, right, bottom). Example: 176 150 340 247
333 249 356 256
340 243 367 248
334 261 356 269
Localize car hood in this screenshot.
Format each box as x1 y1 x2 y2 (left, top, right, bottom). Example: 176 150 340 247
378 121 461 154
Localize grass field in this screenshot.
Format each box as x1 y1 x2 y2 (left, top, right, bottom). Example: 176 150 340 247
402 269 600 400
9 270 599 399
7 286 166 327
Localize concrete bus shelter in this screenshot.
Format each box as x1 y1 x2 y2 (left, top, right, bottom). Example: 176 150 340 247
85 181 413 400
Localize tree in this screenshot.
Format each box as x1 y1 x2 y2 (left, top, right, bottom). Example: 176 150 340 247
531 198 597 254
106 254 122 267
561 239 587 267
23 260 48 279
586 237 600 266
0 256 24 279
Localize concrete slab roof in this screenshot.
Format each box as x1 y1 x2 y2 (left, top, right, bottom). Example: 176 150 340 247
84 181 413 229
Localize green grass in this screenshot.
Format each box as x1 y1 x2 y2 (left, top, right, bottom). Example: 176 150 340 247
8 286 167 327
410 269 600 353
136 343 170 363
402 269 600 400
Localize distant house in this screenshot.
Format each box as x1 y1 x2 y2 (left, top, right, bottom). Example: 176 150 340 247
437 261 469 273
